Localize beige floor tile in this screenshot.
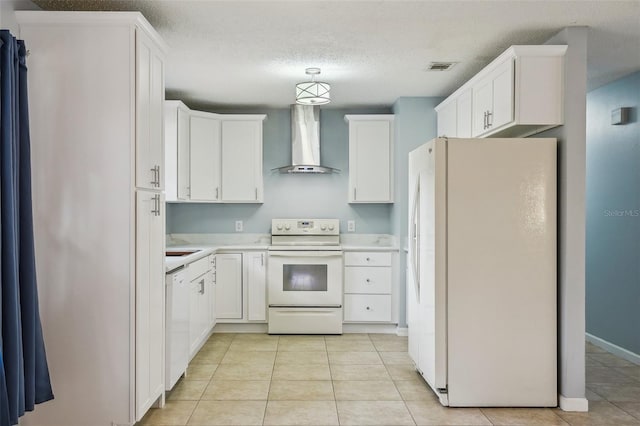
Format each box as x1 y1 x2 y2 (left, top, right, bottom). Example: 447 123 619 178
264 400 339 425
277 339 327 352
406 399 491 425
379 351 414 365
587 366 638 384
278 335 326 343
207 332 236 340
372 340 409 352
167 380 209 401
202 380 270 400
556 401 640 426
589 353 638 368
268 380 334 400
386 364 422 381
272 363 331 380
615 367 640 382
586 388 604 401
201 338 232 351
220 350 276 364
326 340 377 352
228 339 279 351
368 334 408 342
394 379 438 401
328 351 383 365
330 364 391 381
232 333 278 341
187 400 266 425
189 347 226 364
212 361 274 380
140 401 197 425
325 333 371 341
334 380 401 400
275 350 329 365
185 363 218 381
615 402 640 420
481 407 569 425
588 384 640 402
586 356 604 367
336 400 415 425
586 342 608 353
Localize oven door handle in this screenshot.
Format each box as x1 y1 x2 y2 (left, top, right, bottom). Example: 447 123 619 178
268 251 343 258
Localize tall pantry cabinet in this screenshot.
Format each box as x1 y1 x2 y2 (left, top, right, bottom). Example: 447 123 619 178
17 12 168 426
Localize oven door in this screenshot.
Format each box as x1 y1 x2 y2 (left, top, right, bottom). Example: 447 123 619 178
268 250 343 307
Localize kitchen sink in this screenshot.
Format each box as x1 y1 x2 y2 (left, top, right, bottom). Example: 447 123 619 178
166 250 201 257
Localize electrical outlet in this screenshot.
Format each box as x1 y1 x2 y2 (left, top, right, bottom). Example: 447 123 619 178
347 220 356 232
235 220 243 232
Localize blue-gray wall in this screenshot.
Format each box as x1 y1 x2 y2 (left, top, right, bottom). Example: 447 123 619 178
586 71 640 355
391 97 442 327
166 107 393 234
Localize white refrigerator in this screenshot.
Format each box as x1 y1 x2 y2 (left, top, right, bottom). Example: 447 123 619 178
407 137 557 407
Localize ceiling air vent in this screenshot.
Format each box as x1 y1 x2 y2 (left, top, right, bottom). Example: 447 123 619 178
426 62 457 71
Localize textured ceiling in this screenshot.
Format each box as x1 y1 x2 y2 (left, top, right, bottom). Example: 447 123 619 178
31 0 640 109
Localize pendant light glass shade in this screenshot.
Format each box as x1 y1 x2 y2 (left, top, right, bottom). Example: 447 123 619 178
295 67 331 105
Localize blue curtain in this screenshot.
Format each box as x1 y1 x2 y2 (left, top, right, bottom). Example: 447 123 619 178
0 30 53 426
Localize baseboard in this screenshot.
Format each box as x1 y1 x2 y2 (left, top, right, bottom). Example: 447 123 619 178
586 333 640 366
396 326 408 336
212 323 268 333
559 394 589 412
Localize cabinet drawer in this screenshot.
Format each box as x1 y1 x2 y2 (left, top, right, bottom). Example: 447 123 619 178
344 252 392 267
345 267 391 294
344 294 391 322
188 256 211 281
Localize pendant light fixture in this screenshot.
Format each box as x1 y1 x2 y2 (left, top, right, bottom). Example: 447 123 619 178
295 67 330 105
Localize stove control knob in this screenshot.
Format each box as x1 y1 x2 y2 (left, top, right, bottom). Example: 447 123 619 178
276 224 283 231
284 224 291 231
320 225 327 231
328 224 335 231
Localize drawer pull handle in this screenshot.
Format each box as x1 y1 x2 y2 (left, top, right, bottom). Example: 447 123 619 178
366 278 371 283
366 257 370 261
366 306 371 311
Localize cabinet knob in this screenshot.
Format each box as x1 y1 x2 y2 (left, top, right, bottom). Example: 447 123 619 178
366 306 371 311
366 278 371 283
366 257 370 261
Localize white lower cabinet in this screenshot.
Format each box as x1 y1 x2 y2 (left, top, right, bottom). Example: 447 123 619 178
215 251 267 323
343 251 395 323
209 255 217 328
188 256 213 356
215 253 243 319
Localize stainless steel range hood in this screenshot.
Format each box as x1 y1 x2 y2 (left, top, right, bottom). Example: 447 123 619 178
273 104 339 174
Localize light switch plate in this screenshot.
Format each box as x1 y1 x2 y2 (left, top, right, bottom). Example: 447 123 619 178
235 220 243 232
347 220 356 232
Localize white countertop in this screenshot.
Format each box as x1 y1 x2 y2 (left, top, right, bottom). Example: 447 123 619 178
165 233 399 272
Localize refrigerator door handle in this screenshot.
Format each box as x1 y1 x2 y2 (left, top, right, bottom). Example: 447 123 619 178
409 175 421 300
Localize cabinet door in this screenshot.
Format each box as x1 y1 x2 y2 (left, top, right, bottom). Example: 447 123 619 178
136 30 164 191
189 277 203 355
215 254 243 319
472 77 493 137
190 115 221 201
135 191 164 420
456 89 473 138
490 59 515 130
348 119 393 203
208 255 216 328
245 252 266 321
436 101 457 137
221 120 263 202
177 107 191 200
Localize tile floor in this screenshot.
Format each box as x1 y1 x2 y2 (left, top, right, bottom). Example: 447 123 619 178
139 334 640 425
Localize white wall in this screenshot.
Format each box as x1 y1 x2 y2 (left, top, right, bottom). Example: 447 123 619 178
0 0 39 34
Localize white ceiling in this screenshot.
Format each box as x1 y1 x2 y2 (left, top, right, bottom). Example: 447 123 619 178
32 0 640 109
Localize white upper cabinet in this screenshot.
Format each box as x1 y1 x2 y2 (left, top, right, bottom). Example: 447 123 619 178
136 29 165 191
190 112 221 201
164 101 191 201
436 100 457 137
436 45 567 139
221 119 264 203
345 115 395 204
164 107 265 203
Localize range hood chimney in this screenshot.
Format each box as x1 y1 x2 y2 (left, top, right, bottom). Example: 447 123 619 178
274 104 339 174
